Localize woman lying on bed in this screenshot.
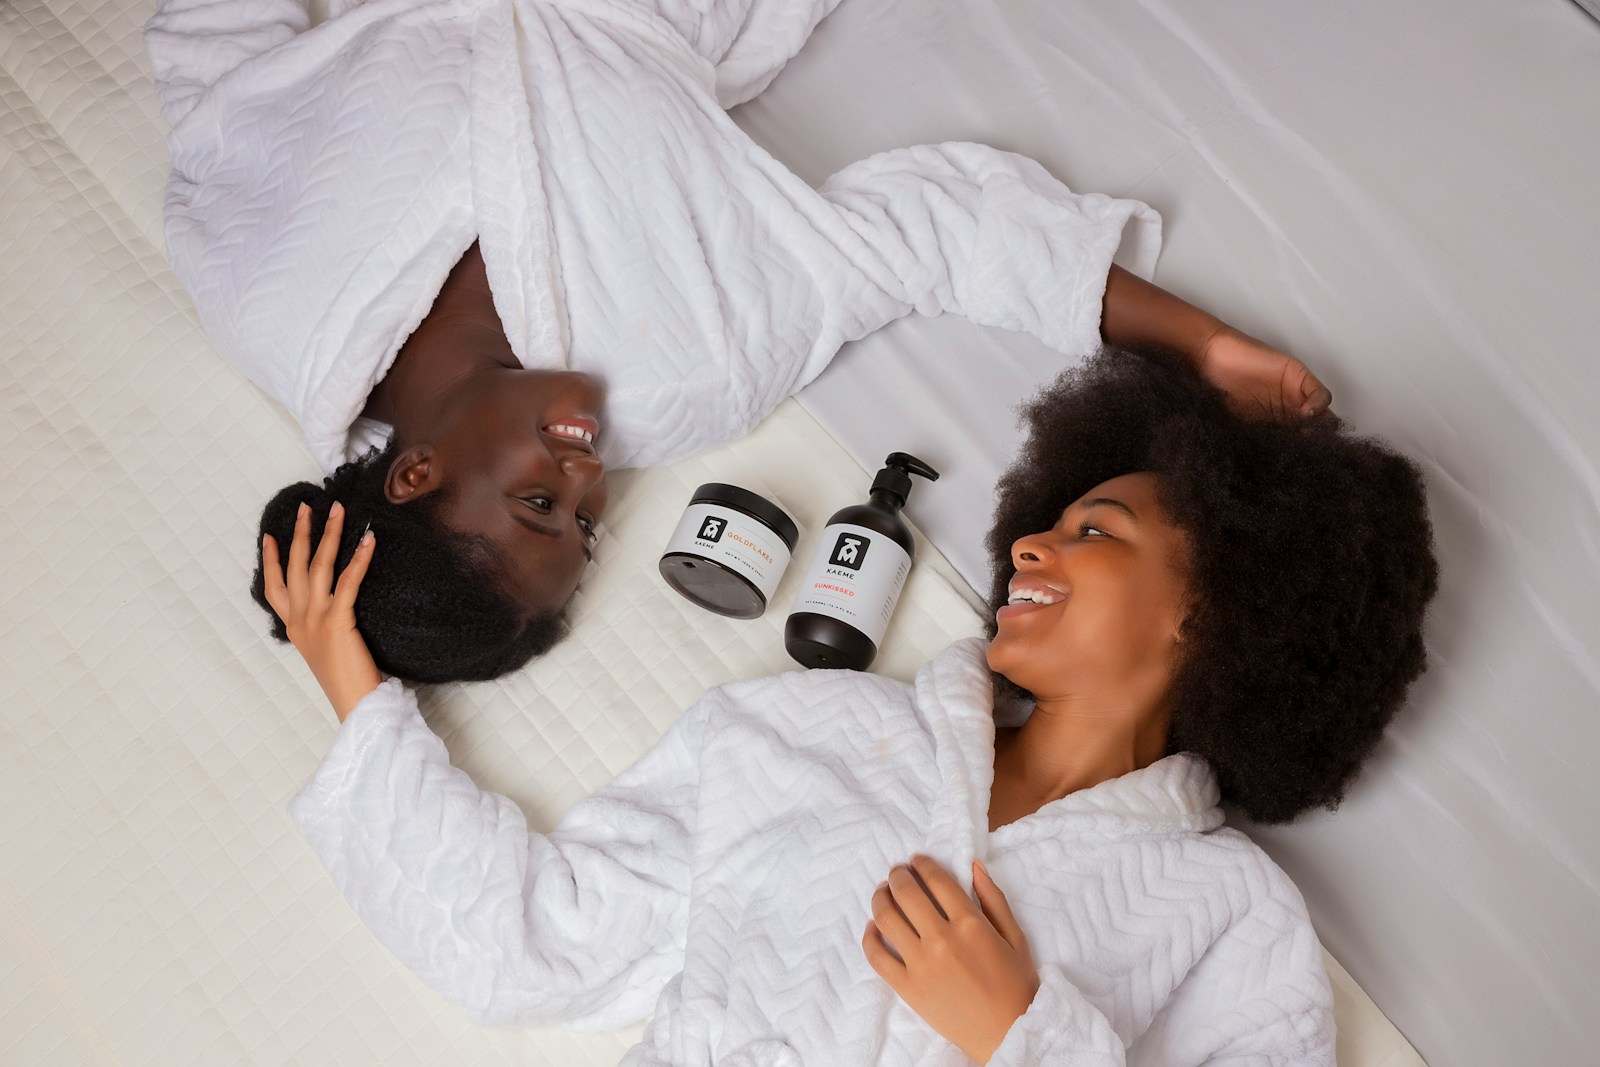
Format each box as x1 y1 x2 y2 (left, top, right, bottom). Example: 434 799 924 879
264 347 1436 1066
147 0 1331 685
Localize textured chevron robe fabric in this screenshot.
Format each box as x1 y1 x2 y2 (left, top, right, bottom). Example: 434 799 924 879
291 638 1335 1065
145 0 1161 475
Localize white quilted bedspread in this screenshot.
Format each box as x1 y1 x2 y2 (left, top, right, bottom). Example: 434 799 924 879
0 0 1420 1063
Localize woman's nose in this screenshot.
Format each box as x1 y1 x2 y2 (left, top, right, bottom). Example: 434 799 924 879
1011 534 1053 568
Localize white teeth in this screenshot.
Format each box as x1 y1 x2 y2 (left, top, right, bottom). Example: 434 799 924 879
1007 587 1061 606
546 424 595 444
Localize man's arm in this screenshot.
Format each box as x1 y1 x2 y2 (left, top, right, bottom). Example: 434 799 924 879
145 0 312 129
1102 264 1334 418
801 142 1329 419
1100 264 1226 360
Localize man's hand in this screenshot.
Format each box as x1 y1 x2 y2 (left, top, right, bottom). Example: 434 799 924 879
260 501 383 722
862 856 1039 1065
1100 265 1333 420
1195 325 1333 420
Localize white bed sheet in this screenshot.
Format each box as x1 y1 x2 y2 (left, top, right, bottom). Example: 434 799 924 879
2 0 1432 1063
748 3 1600 1066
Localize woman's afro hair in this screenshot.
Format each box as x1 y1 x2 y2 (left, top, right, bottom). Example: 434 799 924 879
251 443 568 684
984 347 1439 823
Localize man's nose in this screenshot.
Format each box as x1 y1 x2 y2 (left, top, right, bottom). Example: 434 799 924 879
559 451 604 489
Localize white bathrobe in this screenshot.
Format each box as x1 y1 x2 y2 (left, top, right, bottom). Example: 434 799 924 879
291 638 1335 1065
146 0 1161 474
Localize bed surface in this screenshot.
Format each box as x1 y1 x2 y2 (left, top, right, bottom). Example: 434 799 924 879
6 0 1585 1064
744 4 1600 1066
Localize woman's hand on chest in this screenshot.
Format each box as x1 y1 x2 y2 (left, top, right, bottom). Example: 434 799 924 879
861 855 1040 1065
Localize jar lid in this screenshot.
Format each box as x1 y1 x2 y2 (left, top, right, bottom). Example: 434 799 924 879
688 482 798 549
659 553 768 619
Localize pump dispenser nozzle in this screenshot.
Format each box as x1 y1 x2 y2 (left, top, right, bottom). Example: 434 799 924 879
870 452 940 509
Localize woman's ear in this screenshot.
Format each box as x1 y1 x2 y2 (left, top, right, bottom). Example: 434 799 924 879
384 445 441 504
1167 596 1193 650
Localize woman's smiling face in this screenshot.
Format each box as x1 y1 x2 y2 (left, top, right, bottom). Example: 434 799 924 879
986 472 1192 709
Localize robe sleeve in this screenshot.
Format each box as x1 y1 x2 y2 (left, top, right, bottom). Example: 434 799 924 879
144 0 312 128
289 678 703 1029
801 141 1162 379
630 0 846 106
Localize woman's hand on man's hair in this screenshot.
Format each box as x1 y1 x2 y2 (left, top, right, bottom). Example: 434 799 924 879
260 501 384 722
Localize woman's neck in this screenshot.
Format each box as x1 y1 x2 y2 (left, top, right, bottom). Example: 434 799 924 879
362 240 518 435
988 693 1170 832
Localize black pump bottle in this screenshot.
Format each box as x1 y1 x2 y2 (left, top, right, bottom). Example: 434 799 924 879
784 452 939 671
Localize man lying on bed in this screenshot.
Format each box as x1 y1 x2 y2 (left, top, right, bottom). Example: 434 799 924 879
146 0 1333 684
262 347 1436 1065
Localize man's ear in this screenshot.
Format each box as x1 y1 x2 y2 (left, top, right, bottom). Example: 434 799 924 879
384 445 442 504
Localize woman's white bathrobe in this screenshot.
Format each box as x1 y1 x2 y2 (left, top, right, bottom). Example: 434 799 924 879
292 638 1336 1065
145 0 1160 474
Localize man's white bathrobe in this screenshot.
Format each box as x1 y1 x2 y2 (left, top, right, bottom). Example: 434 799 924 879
146 0 1160 473
291 638 1336 1065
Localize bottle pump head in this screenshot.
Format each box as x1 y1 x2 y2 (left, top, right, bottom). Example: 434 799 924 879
870 452 940 509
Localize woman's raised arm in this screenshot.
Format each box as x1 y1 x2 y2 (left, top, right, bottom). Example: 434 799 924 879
289 678 704 1027
266 501 699 1027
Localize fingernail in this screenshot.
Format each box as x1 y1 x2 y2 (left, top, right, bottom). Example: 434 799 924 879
298 502 309 519
360 527 374 547
331 500 343 515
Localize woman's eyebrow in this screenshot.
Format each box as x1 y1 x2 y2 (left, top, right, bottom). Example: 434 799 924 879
1079 497 1139 520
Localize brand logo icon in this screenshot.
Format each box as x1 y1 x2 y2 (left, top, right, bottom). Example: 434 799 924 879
696 514 727 542
829 531 869 571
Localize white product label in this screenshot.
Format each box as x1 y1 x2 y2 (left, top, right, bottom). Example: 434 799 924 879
663 502 793 602
790 523 912 647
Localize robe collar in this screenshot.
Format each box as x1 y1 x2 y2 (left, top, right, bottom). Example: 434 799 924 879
913 638 1225 861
